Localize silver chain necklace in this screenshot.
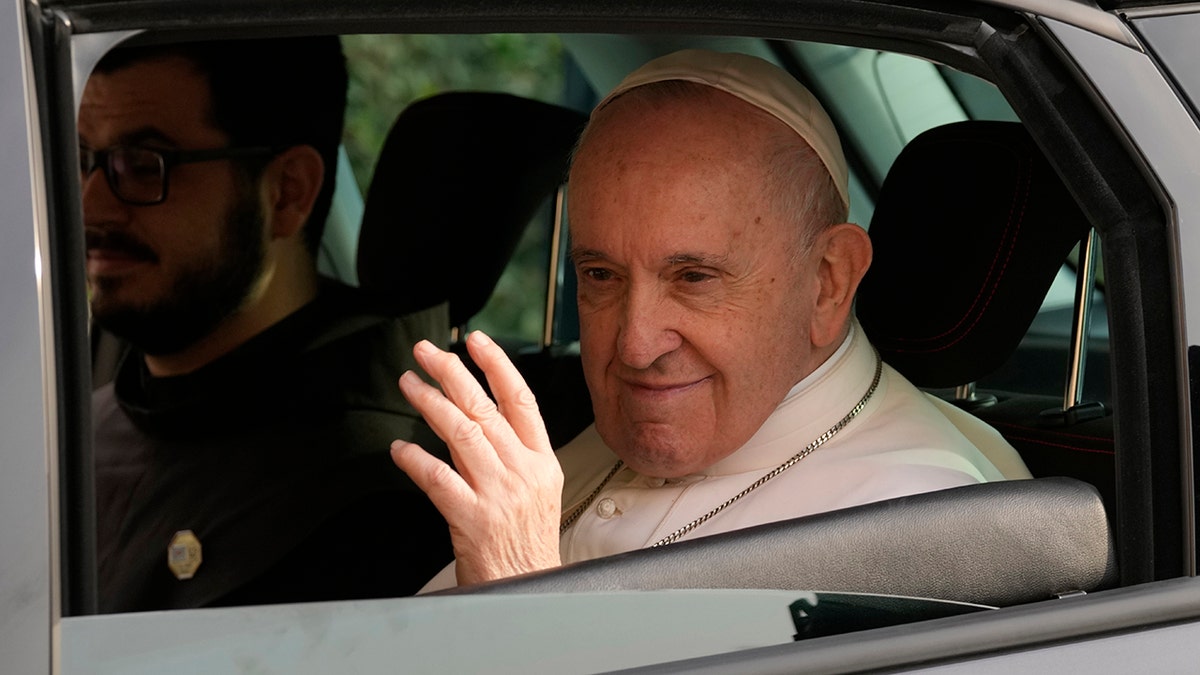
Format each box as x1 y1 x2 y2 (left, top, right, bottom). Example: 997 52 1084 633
560 350 883 547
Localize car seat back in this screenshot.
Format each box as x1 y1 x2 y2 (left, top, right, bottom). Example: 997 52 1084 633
856 120 1115 510
357 91 588 328
857 121 1092 386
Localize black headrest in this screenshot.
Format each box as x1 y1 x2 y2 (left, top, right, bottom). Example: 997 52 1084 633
357 92 588 326
857 121 1092 388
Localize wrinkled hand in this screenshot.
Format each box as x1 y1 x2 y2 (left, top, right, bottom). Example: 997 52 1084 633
390 331 564 586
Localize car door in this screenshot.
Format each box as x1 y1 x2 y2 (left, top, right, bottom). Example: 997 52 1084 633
4 0 1199 672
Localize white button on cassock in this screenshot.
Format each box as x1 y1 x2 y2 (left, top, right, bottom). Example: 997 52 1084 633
596 497 618 519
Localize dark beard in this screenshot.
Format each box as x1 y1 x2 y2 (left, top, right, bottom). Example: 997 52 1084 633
94 194 267 356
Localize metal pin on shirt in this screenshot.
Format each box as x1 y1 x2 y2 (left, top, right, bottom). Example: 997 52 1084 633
167 529 203 580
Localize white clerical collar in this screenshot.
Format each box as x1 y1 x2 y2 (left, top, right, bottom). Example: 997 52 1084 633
780 322 856 402
700 319 877 476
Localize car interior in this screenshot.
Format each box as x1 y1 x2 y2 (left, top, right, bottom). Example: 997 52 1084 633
421 114 1120 604
74 14 1172 631
345 31 1124 605
336 33 1120 483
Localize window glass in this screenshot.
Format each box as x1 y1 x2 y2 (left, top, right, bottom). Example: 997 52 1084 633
342 33 569 344
1132 12 1200 119
342 34 567 193
791 42 1019 225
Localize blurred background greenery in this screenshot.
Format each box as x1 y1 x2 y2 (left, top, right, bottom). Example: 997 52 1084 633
340 34 568 344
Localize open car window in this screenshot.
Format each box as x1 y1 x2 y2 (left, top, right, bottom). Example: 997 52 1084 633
78 26 1114 593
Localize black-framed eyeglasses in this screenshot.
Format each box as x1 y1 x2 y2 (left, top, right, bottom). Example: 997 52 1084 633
79 145 278 206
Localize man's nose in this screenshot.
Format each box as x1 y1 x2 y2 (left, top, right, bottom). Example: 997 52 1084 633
616 284 683 370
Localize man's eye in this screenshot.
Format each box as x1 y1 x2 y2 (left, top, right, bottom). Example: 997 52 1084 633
112 151 162 179
126 157 162 175
582 267 614 282
679 269 715 283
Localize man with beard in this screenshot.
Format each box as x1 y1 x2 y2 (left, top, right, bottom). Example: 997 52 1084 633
84 36 453 611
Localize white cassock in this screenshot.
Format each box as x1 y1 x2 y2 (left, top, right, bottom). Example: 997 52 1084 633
420 320 1030 592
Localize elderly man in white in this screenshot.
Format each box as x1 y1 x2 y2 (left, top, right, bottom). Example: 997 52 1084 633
391 49 1031 591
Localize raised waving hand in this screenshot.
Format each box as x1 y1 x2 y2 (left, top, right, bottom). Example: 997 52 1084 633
390 331 564 586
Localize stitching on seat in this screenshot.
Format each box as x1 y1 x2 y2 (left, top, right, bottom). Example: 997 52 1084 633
882 141 1032 353
989 420 1113 443
1002 434 1115 456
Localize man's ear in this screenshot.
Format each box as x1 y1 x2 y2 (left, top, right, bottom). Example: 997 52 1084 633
262 145 324 240
809 223 873 348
